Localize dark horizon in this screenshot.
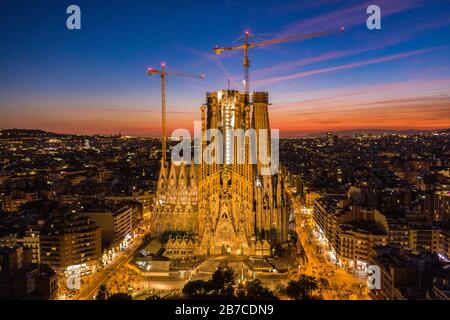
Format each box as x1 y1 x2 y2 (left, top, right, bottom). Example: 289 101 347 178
1 126 449 139
1 0 450 136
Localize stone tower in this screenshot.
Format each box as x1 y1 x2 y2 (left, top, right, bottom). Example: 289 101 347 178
151 90 289 258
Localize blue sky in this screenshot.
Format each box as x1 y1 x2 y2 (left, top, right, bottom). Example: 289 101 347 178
1 0 449 136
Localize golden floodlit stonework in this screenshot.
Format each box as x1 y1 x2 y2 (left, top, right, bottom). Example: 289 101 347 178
151 90 290 258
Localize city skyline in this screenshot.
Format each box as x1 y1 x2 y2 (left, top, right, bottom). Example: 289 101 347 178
1 0 450 303
1 0 450 136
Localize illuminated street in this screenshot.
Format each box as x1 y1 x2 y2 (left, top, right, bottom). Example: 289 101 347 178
286 185 371 300
71 233 147 300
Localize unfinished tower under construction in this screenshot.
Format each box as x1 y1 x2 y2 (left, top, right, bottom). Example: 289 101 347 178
151 90 290 258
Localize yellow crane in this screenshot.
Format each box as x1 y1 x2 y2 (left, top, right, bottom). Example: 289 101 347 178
213 26 344 94
147 63 205 165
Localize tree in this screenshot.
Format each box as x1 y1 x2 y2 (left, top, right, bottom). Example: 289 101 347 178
242 279 278 300
182 279 207 299
286 275 318 300
182 267 278 300
107 293 133 300
274 282 286 296
319 278 329 288
207 267 236 298
298 275 318 299
182 267 236 299
95 284 109 300
286 280 302 300
235 283 247 299
210 268 235 289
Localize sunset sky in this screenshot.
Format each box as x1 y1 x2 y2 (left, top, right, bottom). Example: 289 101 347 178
1 0 449 136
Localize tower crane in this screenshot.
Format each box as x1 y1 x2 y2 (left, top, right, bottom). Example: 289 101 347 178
147 63 205 165
213 26 344 94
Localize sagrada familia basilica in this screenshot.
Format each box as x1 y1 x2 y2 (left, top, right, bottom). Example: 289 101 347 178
151 90 290 258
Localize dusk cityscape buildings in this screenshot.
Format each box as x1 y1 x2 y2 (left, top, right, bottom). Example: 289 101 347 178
1 127 449 300
1 0 450 305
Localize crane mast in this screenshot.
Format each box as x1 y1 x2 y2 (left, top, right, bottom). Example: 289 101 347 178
148 63 205 165
243 31 250 94
160 64 167 165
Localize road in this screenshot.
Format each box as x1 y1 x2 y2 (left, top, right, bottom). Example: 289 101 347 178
72 234 146 300
285 185 370 299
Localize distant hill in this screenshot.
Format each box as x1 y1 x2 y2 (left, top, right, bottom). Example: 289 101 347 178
302 128 450 138
0 128 123 139
1 127 448 139
0 128 60 138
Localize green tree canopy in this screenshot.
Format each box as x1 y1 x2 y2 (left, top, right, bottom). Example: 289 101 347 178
241 279 278 300
286 275 318 300
182 279 207 299
182 267 276 300
107 293 133 300
95 284 109 300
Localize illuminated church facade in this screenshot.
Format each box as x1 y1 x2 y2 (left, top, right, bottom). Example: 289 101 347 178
151 90 290 257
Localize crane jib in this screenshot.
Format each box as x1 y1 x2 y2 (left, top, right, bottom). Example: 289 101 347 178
212 26 343 93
